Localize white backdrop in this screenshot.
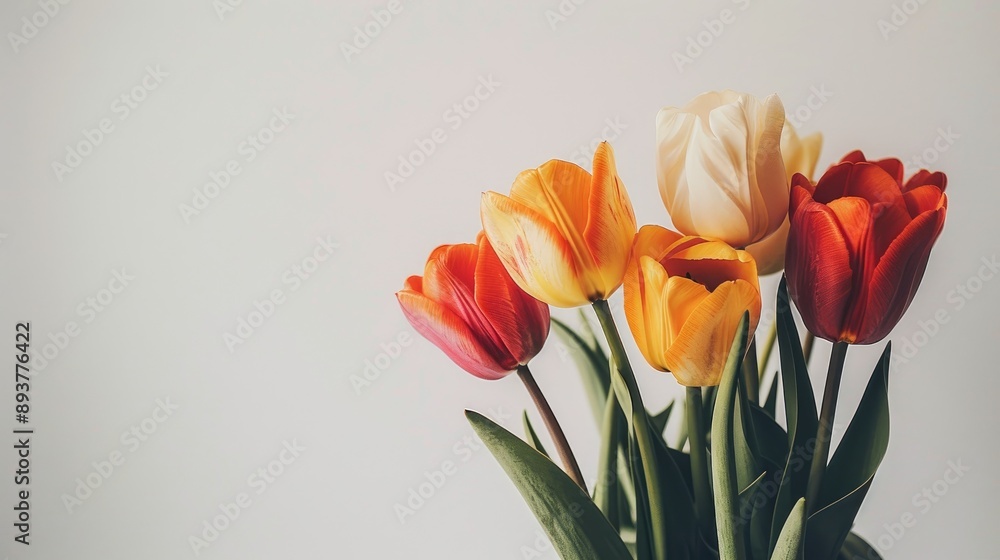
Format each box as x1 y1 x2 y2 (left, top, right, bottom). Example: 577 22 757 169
1 0 998 558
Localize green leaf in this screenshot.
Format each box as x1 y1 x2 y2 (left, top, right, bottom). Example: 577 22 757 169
806 343 891 560
651 400 675 438
839 532 883 560
594 391 623 529
552 317 611 427
763 372 779 418
747 402 790 559
712 313 751 560
769 278 819 554
522 411 549 459
466 410 632 560
771 498 806 560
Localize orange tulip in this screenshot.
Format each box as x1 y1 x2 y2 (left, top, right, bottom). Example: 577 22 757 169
481 142 637 308
396 233 550 380
623 225 761 386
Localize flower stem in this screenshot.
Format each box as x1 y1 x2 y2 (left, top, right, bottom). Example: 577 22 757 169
758 319 777 377
804 341 849 515
742 336 760 403
591 299 668 558
517 365 587 493
686 386 715 539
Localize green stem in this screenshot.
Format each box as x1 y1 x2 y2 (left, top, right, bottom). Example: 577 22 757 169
517 365 588 493
742 336 760 404
686 386 715 539
758 319 777 377
592 299 667 558
804 341 849 515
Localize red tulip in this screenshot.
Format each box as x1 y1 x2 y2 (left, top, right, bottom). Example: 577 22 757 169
396 233 550 379
786 150 947 344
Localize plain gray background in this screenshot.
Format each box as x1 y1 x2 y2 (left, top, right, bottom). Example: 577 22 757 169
1 0 998 558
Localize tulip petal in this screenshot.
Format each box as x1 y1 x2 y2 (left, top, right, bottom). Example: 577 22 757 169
904 169 947 192
903 185 945 217
841 150 867 163
584 142 637 297
481 191 590 307
632 256 672 372
781 128 823 181
662 275 711 345
397 290 513 380
422 243 509 357
858 205 947 344
786 194 854 342
662 279 760 386
474 234 550 364
665 240 759 290
746 218 789 276
510 161 592 237
753 93 790 243
871 157 904 184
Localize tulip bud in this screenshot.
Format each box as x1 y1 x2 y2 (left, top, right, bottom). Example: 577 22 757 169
656 90 788 248
396 233 550 379
623 225 761 386
785 151 948 344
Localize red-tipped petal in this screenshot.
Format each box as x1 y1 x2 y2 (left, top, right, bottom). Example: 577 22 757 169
474 235 549 365
396 290 514 380
422 243 508 357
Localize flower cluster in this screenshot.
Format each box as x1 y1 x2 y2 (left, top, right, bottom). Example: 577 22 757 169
396 89 949 560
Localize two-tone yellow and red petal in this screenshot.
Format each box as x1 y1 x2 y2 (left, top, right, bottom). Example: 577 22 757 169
396 236 550 380
482 142 636 308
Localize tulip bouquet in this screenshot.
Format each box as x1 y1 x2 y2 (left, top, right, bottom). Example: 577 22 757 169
397 90 947 560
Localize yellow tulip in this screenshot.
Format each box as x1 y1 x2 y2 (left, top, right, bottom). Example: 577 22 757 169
656 90 787 248
746 124 824 275
623 225 761 386
481 142 637 308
